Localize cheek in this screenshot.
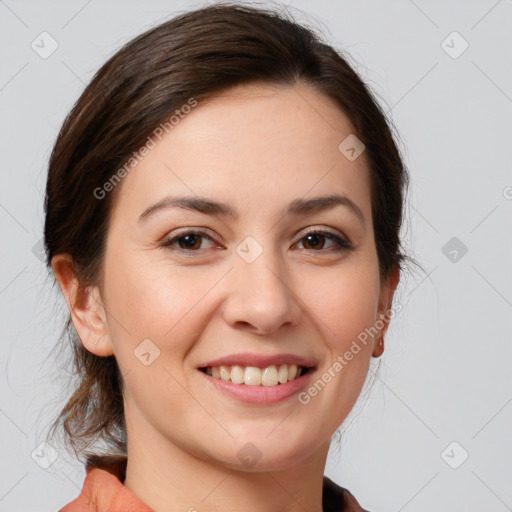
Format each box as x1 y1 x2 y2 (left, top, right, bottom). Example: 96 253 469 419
299 261 379 409
101 257 205 419
305 259 380 343
102 252 221 369
103 252 194 332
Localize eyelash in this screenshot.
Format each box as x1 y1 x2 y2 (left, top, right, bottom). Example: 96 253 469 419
160 228 353 256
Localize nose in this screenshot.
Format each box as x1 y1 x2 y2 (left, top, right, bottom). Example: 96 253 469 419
221 247 303 336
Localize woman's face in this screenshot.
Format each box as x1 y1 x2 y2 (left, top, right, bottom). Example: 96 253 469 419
80 82 397 471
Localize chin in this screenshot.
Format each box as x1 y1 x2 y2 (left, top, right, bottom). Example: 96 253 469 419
212 437 320 473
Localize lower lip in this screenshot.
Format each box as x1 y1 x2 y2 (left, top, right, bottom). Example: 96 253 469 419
197 368 315 405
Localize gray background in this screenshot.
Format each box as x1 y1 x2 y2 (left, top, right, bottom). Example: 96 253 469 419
1 0 511 510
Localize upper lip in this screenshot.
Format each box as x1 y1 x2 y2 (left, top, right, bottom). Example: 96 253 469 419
197 353 317 369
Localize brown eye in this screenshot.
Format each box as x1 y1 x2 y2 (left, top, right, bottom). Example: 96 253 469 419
175 233 203 250
300 232 328 250
296 230 352 252
161 229 218 253
161 228 353 256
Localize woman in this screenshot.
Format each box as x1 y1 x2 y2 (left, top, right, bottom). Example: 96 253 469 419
45 3 412 511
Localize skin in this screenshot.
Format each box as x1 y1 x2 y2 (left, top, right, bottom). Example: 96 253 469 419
52 82 399 512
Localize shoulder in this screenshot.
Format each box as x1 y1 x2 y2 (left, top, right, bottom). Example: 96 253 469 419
323 476 373 512
58 455 152 511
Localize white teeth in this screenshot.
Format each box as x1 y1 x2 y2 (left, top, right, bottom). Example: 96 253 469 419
220 366 230 381
230 365 244 384
261 365 279 386
244 366 261 386
204 364 303 386
278 364 288 383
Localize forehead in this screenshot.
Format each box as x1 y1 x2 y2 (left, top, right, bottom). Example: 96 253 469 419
111 82 372 225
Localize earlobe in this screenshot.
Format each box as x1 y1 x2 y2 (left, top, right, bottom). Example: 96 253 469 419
372 266 400 358
372 335 384 358
50 253 114 357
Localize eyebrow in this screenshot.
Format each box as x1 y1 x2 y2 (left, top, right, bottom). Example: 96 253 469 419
138 193 366 227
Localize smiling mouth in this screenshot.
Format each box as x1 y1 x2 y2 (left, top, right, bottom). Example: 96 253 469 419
198 363 312 386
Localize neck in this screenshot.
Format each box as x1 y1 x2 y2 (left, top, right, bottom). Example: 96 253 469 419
123 411 330 512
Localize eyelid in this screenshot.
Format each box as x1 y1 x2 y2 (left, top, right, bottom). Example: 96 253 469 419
161 225 353 254
161 226 220 244
296 226 348 241
294 227 353 251
160 228 217 248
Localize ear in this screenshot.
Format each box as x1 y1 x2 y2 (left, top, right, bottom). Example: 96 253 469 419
372 266 400 358
51 253 114 357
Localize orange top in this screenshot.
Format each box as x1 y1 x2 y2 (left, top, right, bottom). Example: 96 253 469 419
59 455 370 512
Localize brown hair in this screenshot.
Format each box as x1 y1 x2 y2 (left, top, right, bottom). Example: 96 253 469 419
44 1 416 467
